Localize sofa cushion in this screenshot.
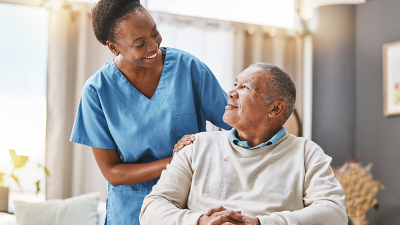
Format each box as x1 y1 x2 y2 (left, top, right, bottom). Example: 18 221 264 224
14 192 100 225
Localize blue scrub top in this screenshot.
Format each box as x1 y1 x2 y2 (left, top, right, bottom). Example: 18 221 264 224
70 47 230 225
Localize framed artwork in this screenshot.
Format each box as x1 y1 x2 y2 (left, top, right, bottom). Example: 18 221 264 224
383 41 400 116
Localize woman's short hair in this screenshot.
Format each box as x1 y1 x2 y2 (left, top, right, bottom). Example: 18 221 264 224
92 0 143 45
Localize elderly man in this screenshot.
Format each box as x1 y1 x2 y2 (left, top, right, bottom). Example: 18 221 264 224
140 63 347 225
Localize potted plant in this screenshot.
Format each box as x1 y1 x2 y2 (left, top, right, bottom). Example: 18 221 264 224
0 149 50 212
333 160 385 225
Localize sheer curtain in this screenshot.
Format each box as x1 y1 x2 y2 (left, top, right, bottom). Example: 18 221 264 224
152 11 302 115
46 2 112 201
233 23 303 118
45 4 303 201
151 11 235 92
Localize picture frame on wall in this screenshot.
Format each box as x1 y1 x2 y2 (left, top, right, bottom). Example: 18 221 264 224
383 41 400 116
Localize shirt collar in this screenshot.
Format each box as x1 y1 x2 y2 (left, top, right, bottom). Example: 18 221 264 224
229 127 286 150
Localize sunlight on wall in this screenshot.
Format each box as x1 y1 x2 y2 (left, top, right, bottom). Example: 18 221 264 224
0 4 48 101
67 0 295 28
148 0 296 28
0 97 46 165
0 3 48 196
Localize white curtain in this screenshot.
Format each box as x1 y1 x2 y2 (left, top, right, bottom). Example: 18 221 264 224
150 12 235 92
151 11 303 117
46 2 112 201
45 4 303 201
232 23 303 119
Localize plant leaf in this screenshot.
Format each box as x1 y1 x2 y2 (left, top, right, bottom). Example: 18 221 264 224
9 149 29 170
0 172 4 187
10 173 21 190
44 166 51 177
36 180 40 195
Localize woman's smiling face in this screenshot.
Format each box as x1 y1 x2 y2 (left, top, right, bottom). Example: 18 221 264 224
112 8 163 68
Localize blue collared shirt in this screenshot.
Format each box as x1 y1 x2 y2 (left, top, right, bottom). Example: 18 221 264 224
229 127 286 150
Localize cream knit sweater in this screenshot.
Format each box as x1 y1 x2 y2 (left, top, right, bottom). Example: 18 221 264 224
140 131 348 225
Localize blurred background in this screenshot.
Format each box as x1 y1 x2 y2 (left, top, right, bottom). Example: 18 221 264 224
0 0 399 224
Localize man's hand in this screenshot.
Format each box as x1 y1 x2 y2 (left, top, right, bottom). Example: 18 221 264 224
234 215 261 225
198 206 261 225
173 134 196 155
198 206 244 225
219 215 261 225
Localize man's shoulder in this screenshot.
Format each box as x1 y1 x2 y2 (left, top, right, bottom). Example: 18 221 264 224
281 133 319 146
287 134 324 153
284 134 331 162
279 133 309 147
183 131 229 168
191 131 229 154
194 130 229 141
279 134 326 155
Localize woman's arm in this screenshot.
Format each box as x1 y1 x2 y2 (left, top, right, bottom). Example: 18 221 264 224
92 147 172 186
92 134 196 186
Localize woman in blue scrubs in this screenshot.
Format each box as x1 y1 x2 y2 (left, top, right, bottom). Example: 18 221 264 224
70 0 230 224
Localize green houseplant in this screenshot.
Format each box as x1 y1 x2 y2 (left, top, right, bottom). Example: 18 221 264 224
0 149 50 212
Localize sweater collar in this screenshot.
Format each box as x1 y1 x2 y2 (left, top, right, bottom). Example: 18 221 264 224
229 127 286 150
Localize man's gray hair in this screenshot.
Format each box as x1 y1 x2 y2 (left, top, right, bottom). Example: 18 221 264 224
249 62 296 119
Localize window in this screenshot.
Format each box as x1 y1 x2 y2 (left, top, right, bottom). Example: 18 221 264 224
67 0 296 28
0 3 49 209
148 0 296 29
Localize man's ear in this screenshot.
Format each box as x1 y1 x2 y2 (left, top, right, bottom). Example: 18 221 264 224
107 41 119 56
268 101 286 117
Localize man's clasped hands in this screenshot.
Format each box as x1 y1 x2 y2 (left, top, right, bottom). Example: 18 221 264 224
198 206 260 225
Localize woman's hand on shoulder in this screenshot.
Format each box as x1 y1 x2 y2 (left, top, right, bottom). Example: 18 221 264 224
173 134 196 155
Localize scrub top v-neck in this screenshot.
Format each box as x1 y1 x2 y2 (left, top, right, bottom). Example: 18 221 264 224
70 47 230 225
118 47 166 101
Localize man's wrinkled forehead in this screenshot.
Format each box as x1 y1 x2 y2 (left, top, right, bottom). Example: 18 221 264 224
236 67 271 88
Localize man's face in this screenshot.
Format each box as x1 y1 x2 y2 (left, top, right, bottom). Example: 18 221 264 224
223 67 272 130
